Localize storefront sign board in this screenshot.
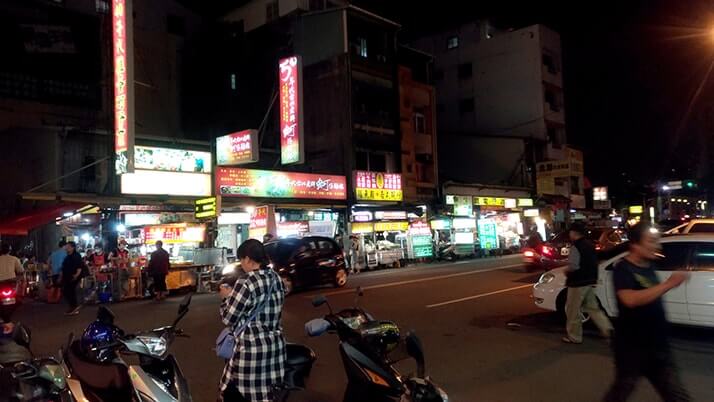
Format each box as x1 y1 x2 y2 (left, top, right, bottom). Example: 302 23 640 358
279 56 304 164
216 130 259 165
477 219 500 250
216 168 347 200
113 0 134 174
374 221 409 232
354 171 403 202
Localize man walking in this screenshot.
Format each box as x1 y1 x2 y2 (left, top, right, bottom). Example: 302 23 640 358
562 222 613 344
603 223 690 401
60 241 84 316
47 240 67 303
148 241 170 301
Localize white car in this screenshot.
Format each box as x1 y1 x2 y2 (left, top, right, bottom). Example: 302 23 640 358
533 234 714 327
665 219 714 234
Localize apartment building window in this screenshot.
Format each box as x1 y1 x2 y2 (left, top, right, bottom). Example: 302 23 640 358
167 14 186 36
356 37 368 58
543 53 559 74
547 126 563 148
414 112 426 134
544 88 560 112
95 0 109 14
355 151 391 172
459 98 474 114
458 63 472 80
266 1 279 22
447 36 459 49
230 74 237 91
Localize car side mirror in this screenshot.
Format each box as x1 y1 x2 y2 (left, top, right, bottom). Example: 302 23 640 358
178 294 192 315
405 331 425 378
312 295 327 307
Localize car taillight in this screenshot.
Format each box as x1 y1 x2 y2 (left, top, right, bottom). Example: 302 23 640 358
595 244 603 251
524 250 535 257
541 245 554 257
0 288 15 298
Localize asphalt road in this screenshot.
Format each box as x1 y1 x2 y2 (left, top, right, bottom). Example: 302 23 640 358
11 255 714 402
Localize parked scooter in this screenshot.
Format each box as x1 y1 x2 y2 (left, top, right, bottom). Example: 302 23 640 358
306 289 449 402
436 241 456 262
60 295 194 402
0 322 72 402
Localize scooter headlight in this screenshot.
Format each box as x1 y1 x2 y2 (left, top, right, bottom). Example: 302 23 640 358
136 336 168 358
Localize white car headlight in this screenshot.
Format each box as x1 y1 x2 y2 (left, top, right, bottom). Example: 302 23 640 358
222 263 238 276
538 273 555 285
137 336 168 358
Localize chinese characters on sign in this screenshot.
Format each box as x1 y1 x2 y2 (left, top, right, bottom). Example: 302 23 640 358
354 171 403 202
216 168 347 200
113 0 134 174
216 130 259 165
143 224 205 244
134 146 211 173
279 56 304 165
593 187 608 201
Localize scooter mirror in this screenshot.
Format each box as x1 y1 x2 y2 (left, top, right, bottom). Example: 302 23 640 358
178 294 193 315
405 331 425 378
12 323 31 348
311 295 327 307
97 306 116 325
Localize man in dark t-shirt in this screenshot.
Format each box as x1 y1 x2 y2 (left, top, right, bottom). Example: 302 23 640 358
603 223 690 402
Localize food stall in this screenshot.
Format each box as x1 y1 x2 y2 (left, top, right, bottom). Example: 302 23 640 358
141 223 209 291
407 221 433 259
370 221 407 267
452 217 477 256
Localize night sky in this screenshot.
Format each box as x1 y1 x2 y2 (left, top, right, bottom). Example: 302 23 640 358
356 0 714 201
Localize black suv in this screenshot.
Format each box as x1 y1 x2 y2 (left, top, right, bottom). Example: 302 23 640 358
264 236 348 295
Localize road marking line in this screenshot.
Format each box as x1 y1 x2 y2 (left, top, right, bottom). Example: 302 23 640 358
310 263 524 297
361 255 523 278
426 284 533 308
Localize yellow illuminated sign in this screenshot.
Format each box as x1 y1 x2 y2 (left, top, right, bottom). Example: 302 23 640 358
351 222 374 234
194 197 217 219
374 221 409 232
629 205 644 214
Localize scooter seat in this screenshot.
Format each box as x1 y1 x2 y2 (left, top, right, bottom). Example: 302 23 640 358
67 341 134 401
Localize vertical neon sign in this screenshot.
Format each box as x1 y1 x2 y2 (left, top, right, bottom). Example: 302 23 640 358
113 0 134 174
278 56 304 165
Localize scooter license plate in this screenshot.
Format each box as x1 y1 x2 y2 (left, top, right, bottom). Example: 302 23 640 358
561 248 570 256
1 298 16 305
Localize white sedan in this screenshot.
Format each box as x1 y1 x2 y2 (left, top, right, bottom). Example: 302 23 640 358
533 234 714 327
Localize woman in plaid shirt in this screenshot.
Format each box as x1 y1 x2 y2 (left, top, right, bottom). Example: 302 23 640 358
219 239 286 402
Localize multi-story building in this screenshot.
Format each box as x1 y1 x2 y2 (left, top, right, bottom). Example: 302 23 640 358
0 0 209 255
219 2 438 210
413 22 567 188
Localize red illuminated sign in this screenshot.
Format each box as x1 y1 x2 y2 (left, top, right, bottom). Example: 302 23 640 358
250 206 269 230
216 130 259 166
216 168 347 200
113 0 134 174
354 171 403 202
279 56 304 165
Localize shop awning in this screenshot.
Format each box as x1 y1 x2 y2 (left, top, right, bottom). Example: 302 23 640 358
0 203 88 236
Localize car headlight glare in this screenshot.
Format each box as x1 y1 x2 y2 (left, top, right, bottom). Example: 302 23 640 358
222 263 238 276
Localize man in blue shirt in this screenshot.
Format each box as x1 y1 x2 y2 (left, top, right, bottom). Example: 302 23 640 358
47 240 66 303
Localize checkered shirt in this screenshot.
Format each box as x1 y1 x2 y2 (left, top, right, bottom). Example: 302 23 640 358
219 268 286 401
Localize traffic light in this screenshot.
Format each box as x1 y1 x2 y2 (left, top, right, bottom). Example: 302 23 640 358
684 180 697 189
